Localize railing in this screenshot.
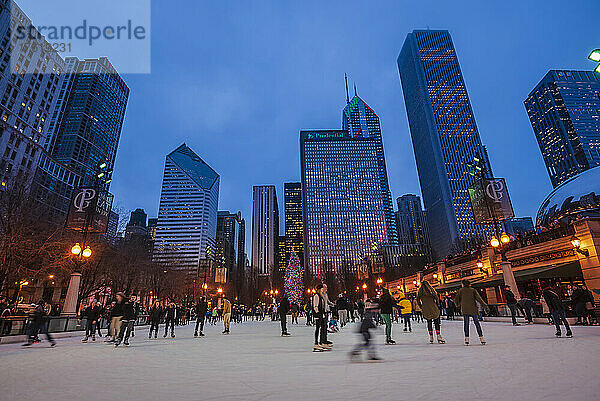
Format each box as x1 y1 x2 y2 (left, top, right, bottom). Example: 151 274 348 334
0 314 150 337
504 225 575 251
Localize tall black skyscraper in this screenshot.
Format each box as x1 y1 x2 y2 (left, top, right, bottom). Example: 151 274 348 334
525 70 600 187
398 29 495 260
284 182 303 267
395 194 429 246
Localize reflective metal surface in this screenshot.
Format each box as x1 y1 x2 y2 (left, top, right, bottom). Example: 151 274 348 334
537 166 600 226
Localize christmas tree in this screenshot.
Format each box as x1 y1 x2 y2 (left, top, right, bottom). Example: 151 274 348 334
284 252 303 304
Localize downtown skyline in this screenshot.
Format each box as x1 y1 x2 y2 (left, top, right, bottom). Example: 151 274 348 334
28 0 596 254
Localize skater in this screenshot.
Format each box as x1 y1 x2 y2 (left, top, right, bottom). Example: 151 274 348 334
115 294 136 347
81 299 101 342
518 292 535 324
378 288 398 344
312 284 331 351
398 292 412 333
443 296 455 320
130 295 140 337
412 297 423 323
290 302 299 325
504 285 522 326
539 291 553 324
148 301 162 339
455 279 489 345
417 281 445 344
108 294 125 342
195 297 208 337
349 298 380 362
279 296 291 336
23 300 55 347
222 296 232 334
164 302 176 338
336 294 349 327
542 284 572 338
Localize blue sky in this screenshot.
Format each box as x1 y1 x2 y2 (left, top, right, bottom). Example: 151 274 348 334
104 1 597 241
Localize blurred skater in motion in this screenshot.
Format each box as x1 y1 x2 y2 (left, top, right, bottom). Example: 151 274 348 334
349 298 381 362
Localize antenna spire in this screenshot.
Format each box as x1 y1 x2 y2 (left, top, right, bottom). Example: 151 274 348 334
354 83 357 97
345 73 349 104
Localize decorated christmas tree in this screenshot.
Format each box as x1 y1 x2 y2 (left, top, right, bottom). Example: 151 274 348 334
284 252 303 304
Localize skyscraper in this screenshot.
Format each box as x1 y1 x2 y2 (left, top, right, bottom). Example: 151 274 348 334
124 208 148 241
153 144 219 271
301 126 395 277
48 57 129 187
398 29 495 260
215 211 242 282
251 185 279 276
284 182 303 267
395 194 429 246
342 91 398 245
525 70 600 187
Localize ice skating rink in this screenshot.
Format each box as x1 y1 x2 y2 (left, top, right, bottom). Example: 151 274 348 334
1 319 598 401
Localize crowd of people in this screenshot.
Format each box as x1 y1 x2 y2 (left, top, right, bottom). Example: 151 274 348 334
0 277 594 361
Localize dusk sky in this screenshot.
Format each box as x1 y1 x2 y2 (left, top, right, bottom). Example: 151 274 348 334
107 1 597 243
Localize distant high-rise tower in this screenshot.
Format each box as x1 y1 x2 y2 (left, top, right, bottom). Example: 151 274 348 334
215 211 242 282
301 127 395 277
251 185 279 276
48 57 129 187
525 70 600 187
125 208 148 240
284 182 303 267
395 194 429 245
342 91 398 245
398 30 495 260
153 144 219 271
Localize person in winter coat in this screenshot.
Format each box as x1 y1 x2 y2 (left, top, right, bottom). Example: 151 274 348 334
518 292 535 324
222 297 232 334
379 288 399 344
349 298 381 361
115 294 136 346
194 297 208 337
23 300 55 347
542 285 572 338
412 297 423 322
312 284 330 352
539 292 552 324
397 293 412 332
149 301 163 339
279 296 291 336
504 285 523 326
82 300 101 342
108 294 125 342
417 281 445 344
164 302 177 338
455 280 489 345
336 294 349 327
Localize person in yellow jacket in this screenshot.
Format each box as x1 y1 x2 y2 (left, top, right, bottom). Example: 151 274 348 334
398 293 413 332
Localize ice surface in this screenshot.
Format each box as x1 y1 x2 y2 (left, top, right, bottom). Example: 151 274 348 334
1 318 598 401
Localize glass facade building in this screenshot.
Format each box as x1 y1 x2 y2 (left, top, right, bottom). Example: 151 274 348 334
395 194 429 246
524 70 600 187
342 95 398 244
284 182 304 267
251 185 279 276
300 127 395 277
153 144 220 271
215 210 243 282
398 29 495 260
48 57 129 187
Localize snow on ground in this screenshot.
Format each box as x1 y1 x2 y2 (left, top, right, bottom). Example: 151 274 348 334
1 318 599 401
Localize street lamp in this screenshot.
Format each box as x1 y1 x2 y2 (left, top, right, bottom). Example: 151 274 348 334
217 287 223 294
490 237 500 248
82 246 92 258
71 243 82 255
361 283 367 290
500 232 510 244
274 289 279 295
376 278 383 285
571 235 589 257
